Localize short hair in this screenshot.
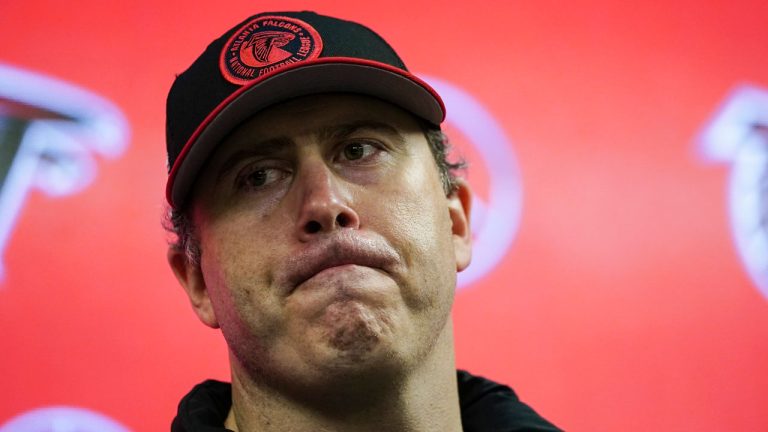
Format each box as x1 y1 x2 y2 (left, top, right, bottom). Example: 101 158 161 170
163 123 465 265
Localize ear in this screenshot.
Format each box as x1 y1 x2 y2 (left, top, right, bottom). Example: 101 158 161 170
447 179 472 272
167 247 220 329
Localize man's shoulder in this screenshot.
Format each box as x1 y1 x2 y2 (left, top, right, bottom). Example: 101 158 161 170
171 379 232 432
457 370 562 432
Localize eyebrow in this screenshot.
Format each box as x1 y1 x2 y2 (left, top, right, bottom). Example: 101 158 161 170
215 120 407 182
318 120 405 145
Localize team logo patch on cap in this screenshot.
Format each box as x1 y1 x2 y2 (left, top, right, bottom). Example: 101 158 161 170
219 16 323 85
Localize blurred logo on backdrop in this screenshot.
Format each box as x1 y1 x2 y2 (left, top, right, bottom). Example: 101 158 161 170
697 84 768 300
423 76 523 289
0 64 129 281
0 406 130 432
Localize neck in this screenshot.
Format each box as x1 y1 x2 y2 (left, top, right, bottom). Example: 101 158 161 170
225 320 463 432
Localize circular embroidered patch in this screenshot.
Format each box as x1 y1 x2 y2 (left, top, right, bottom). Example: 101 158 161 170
219 16 323 85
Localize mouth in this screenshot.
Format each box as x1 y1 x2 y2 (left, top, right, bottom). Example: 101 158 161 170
284 234 399 295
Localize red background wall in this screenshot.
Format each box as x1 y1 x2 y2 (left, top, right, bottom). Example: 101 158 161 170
1 1 767 430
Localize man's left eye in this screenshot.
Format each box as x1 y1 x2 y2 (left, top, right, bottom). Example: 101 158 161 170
341 141 377 161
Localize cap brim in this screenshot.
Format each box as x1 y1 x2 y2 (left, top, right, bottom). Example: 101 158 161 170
166 57 445 208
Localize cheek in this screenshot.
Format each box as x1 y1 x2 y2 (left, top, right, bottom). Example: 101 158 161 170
200 209 281 288
390 159 456 265
198 215 286 344
364 175 457 308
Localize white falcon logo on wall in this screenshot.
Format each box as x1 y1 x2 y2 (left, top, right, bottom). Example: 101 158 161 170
0 64 129 281
697 84 768 300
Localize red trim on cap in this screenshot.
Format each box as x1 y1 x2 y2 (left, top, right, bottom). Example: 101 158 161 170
166 57 446 207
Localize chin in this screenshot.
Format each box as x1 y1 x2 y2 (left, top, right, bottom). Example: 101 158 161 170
316 300 399 366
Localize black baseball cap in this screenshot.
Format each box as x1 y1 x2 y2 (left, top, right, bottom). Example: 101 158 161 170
165 11 446 209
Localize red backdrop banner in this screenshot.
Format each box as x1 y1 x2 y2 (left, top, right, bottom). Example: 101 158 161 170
1 1 767 430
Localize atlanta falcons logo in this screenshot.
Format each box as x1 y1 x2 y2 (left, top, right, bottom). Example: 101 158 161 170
219 16 323 85
241 31 295 66
0 63 128 281
698 84 768 300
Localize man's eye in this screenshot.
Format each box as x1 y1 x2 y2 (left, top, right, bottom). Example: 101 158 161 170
236 167 288 190
341 141 378 161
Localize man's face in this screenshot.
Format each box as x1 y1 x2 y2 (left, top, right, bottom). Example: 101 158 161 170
171 94 471 389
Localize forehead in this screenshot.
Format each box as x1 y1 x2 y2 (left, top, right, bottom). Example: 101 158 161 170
216 94 425 151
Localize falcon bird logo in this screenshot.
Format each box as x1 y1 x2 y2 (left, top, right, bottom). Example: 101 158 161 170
219 16 323 85
697 84 768 300
242 31 295 66
0 63 128 281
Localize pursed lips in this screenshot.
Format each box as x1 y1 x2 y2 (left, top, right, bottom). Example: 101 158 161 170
284 234 400 295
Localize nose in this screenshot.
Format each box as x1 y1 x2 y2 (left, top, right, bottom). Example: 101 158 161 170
295 161 360 240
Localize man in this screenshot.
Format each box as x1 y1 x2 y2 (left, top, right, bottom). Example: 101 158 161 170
165 11 561 432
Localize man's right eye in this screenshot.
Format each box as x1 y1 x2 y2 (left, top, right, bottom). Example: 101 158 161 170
235 166 288 190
